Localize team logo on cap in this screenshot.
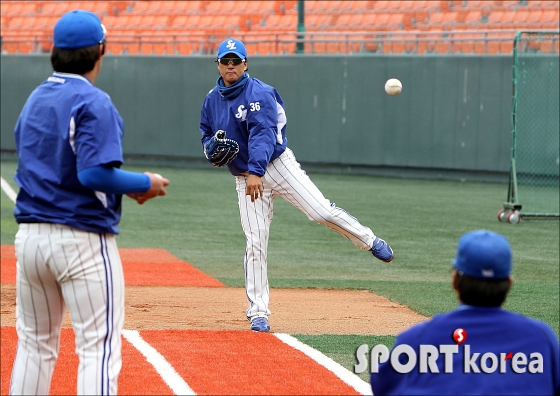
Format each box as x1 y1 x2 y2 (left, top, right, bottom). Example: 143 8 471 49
226 40 237 50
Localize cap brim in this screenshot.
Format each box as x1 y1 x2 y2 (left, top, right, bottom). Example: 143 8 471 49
217 51 246 59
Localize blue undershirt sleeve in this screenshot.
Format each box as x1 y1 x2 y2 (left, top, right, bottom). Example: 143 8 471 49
78 165 151 194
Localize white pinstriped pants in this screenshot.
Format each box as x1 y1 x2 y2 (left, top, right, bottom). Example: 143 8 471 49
235 148 376 320
10 223 124 395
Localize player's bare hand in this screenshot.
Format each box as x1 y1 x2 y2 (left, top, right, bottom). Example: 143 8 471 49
245 174 263 202
134 172 170 204
126 193 141 202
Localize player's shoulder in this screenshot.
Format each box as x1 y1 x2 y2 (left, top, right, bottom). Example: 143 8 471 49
249 77 276 93
504 310 559 340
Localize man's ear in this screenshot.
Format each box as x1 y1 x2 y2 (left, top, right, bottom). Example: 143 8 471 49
506 275 513 292
452 269 459 292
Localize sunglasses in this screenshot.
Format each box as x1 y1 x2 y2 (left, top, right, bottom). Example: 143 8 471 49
217 58 244 66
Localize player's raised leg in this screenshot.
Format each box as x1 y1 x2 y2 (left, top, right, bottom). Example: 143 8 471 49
266 148 393 262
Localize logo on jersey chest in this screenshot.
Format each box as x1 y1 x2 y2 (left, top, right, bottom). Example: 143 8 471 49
235 105 247 121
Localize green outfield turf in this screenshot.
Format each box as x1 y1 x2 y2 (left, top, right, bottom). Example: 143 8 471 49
2 160 558 382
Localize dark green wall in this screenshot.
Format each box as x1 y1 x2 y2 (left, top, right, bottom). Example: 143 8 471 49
1 54 513 175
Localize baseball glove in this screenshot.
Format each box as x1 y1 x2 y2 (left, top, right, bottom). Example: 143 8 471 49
204 130 239 167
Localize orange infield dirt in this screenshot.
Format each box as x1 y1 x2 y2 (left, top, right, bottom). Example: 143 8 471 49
1 245 427 394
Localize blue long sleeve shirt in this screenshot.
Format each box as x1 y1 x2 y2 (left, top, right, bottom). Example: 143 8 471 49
200 77 288 176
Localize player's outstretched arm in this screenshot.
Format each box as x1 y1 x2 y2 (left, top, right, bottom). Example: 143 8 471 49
78 165 169 205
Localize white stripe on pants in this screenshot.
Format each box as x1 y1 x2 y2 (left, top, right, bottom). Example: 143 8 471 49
10 223 124 395
236 148 375 319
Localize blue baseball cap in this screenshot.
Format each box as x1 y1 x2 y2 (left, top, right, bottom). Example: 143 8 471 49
453 230 512 280
54 10 106 50
217 38 247 60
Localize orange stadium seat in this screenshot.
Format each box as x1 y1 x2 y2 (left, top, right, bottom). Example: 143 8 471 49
360 12 376 30
305 1 329 14
101 15 119 29
499 10 516 29
398 1 415 11
125 15 143 29
539 9 559 29
39 2 72 17
463 10 483 29
524 9 543 28
169 15 189 29
111 15 129 30
32 16 58 31
256 34 275 54
511 9 530 28
371 1 394 13
0 16 9 30
388 13 405 29
276 33 297 54
383 35 402 54
485 10 504 29
331 13 352 30
302 13 329 30
20 17 36 30
416 12 439 30
6 16 25 30
370 13 390 30
73 1 111 16
328 35 350 54
151 1 177 15
152 15 170 29
345 1 373 13
305 34 326 53
417 33 437 53
452 31 475 54
441 12 461 30
18 1 41 16
500 37 515 54
205 0 236 14
349 13 367 30
125 1 152 15
435 37 451 54
414 7 430 26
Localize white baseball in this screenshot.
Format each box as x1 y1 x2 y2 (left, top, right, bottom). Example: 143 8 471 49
385 78 402 96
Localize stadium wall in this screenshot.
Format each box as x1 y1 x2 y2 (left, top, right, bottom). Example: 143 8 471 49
0 54 513 180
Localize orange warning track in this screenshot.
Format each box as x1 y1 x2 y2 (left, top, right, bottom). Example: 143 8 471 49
0 245 224 287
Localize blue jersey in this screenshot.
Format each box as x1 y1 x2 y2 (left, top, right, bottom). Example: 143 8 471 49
14 72 125 234
370 305 560 395
200 77 288 176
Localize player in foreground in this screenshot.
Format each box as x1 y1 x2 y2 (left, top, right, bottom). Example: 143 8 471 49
370 230 560 395
10 10 169 395
199 38 393 332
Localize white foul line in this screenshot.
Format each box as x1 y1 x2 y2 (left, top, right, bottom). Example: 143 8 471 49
122 329 196 395
1 177 17 203
274 333 373 395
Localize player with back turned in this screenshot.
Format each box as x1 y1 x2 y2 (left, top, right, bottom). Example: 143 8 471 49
9 10 169 395
370 230 560 395
199 38 394 332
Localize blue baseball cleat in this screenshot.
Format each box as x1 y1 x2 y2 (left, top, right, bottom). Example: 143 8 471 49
371 236 394 262
250 317 271 332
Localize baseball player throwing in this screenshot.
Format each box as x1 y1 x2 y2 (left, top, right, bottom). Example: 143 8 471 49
200 38 393 332
9 11 169 395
